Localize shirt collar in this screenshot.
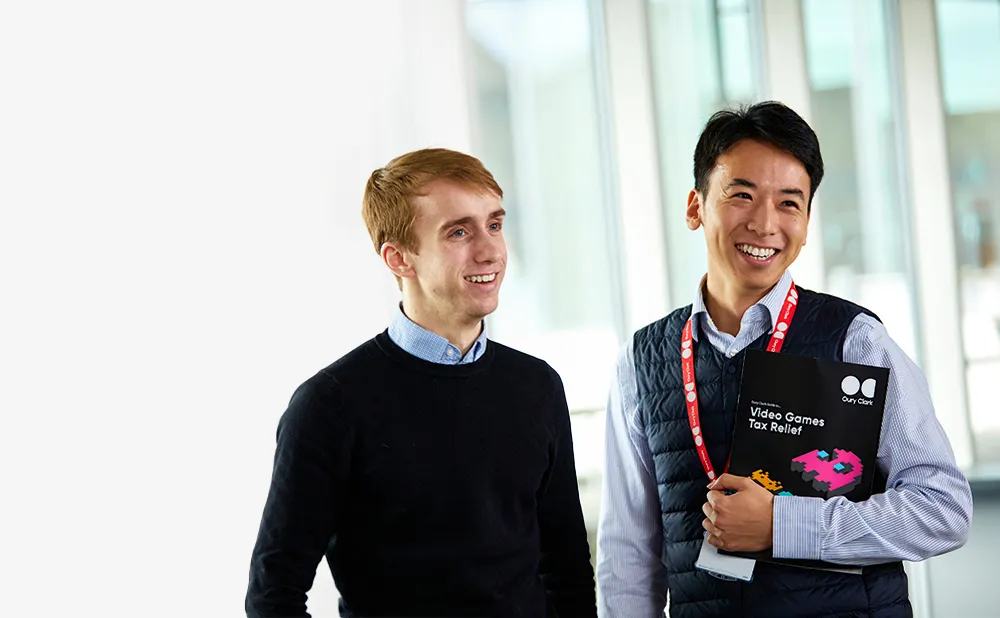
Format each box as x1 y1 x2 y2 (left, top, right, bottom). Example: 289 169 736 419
690 270 795 341
387 303 488 365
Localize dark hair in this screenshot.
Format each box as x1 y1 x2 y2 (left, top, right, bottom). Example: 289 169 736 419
693 101 824 209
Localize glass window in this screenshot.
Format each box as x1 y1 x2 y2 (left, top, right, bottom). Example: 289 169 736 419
647 0 763 307
936 0 1000 465
800 0 920 360
466 0 622 413
466 0 624 560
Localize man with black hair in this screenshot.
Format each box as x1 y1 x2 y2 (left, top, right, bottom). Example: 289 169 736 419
596 101 972 617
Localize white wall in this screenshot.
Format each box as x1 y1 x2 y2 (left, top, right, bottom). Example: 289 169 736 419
1 1 468 615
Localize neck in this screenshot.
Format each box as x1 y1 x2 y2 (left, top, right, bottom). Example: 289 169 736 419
703 273 779 337
400 300 483 356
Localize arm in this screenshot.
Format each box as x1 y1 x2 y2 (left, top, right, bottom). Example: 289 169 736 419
536 368 598 618
246 372 353 618
597 341 668 618
772 314 973 565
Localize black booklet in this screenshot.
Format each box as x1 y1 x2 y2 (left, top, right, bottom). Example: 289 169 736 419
721 348 889 573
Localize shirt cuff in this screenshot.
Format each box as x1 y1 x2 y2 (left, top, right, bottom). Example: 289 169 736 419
772 495 824 560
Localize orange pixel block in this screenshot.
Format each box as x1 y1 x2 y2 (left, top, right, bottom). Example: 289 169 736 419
751 469 783 492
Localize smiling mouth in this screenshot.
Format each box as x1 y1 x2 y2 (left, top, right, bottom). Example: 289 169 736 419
736 243 779 261
464 273 497 284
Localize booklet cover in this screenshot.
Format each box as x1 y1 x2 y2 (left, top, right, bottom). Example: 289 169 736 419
720 348 890 573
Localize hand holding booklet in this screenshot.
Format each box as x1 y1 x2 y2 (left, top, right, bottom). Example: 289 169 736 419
721 348 890 574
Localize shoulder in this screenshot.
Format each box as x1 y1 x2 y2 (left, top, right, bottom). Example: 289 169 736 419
631 305 691 365
797 288 880 323
634 305 692 340
277 369 345 440
280 335 383 428
843 312 915 369
487 340 562 387
315 334 385 384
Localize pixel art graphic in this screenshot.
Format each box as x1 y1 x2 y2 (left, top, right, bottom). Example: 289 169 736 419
751 469 784 492
791 448 864 497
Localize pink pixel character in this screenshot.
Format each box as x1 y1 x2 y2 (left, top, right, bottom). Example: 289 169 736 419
790 448 864 498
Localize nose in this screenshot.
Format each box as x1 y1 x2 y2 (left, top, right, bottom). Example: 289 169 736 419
746 200 778 236
474 230 505 264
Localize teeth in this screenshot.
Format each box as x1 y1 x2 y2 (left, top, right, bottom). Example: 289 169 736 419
737 244 776 260
466 273 496 283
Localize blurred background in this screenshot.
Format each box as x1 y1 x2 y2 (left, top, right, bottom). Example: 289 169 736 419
2 0 998 616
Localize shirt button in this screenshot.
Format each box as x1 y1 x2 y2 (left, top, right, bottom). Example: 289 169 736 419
727 365 737 374
727 350 736 358
446 349 455 357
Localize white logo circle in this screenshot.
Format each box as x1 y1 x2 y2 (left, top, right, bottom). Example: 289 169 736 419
841 376 860 396
682 340 692 349
692 426 701 436
773 331 785 340
695 435 703 446
861 378 877 398
682 348 692 359
777 322 788 332
685 382 694 392
686 392 696 402
790 288 798 299
707 470 716 480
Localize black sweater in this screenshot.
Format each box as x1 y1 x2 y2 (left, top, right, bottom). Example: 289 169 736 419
246 332 597 617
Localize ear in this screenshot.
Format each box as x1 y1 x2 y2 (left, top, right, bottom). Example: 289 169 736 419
380 242 416 280
686 190 703 231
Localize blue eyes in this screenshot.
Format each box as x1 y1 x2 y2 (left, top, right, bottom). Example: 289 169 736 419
450 223 502 238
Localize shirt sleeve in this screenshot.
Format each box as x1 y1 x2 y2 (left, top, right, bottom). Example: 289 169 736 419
772 314 973 564
597 340 669 617
246 372 353 617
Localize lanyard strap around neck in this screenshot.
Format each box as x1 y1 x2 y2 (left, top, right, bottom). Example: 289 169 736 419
681 282 798 481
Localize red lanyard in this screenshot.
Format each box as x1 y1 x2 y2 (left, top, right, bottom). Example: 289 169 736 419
681 283 798 481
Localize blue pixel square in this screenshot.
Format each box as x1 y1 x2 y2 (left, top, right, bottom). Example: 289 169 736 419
817 450 830 460
834 462 846 472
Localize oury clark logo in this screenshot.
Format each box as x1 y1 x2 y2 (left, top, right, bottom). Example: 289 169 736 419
841 375 876 405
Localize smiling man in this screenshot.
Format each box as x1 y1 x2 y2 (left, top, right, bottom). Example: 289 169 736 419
596 102 972 617
246 148 596 618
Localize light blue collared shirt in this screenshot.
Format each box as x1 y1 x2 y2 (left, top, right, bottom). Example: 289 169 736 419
387 303 488 365
596 270 974 617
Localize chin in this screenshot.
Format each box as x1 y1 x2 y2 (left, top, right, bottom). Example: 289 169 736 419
477 301 499 318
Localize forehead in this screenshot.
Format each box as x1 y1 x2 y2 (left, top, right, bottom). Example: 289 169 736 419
411 179 501 223
711 139 810 188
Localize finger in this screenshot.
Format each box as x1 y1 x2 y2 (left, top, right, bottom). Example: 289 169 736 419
701 502 716 522
703 519 719 536
706 489 726 506
711 473 752 492
707 533 723 549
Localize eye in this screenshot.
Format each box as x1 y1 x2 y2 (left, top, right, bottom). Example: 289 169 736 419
489 221 502 232
733 192 752 200
451 228 467 238
782 201 802 209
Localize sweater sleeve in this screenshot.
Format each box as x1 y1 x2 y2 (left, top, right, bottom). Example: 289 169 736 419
536 368 598 617
246 372 353 618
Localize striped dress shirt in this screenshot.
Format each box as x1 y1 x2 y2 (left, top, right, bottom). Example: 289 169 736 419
596 270 973 617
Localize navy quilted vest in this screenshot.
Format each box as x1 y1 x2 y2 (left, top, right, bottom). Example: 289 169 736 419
633 287 911 618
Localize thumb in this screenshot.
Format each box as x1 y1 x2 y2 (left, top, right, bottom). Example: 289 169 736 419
708 473 752 491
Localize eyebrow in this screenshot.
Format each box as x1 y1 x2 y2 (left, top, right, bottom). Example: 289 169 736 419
439 208 506 232
726 178 805 200
725 178 756 190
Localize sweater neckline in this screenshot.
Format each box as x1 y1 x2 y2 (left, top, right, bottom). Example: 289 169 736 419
373 330 496 377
